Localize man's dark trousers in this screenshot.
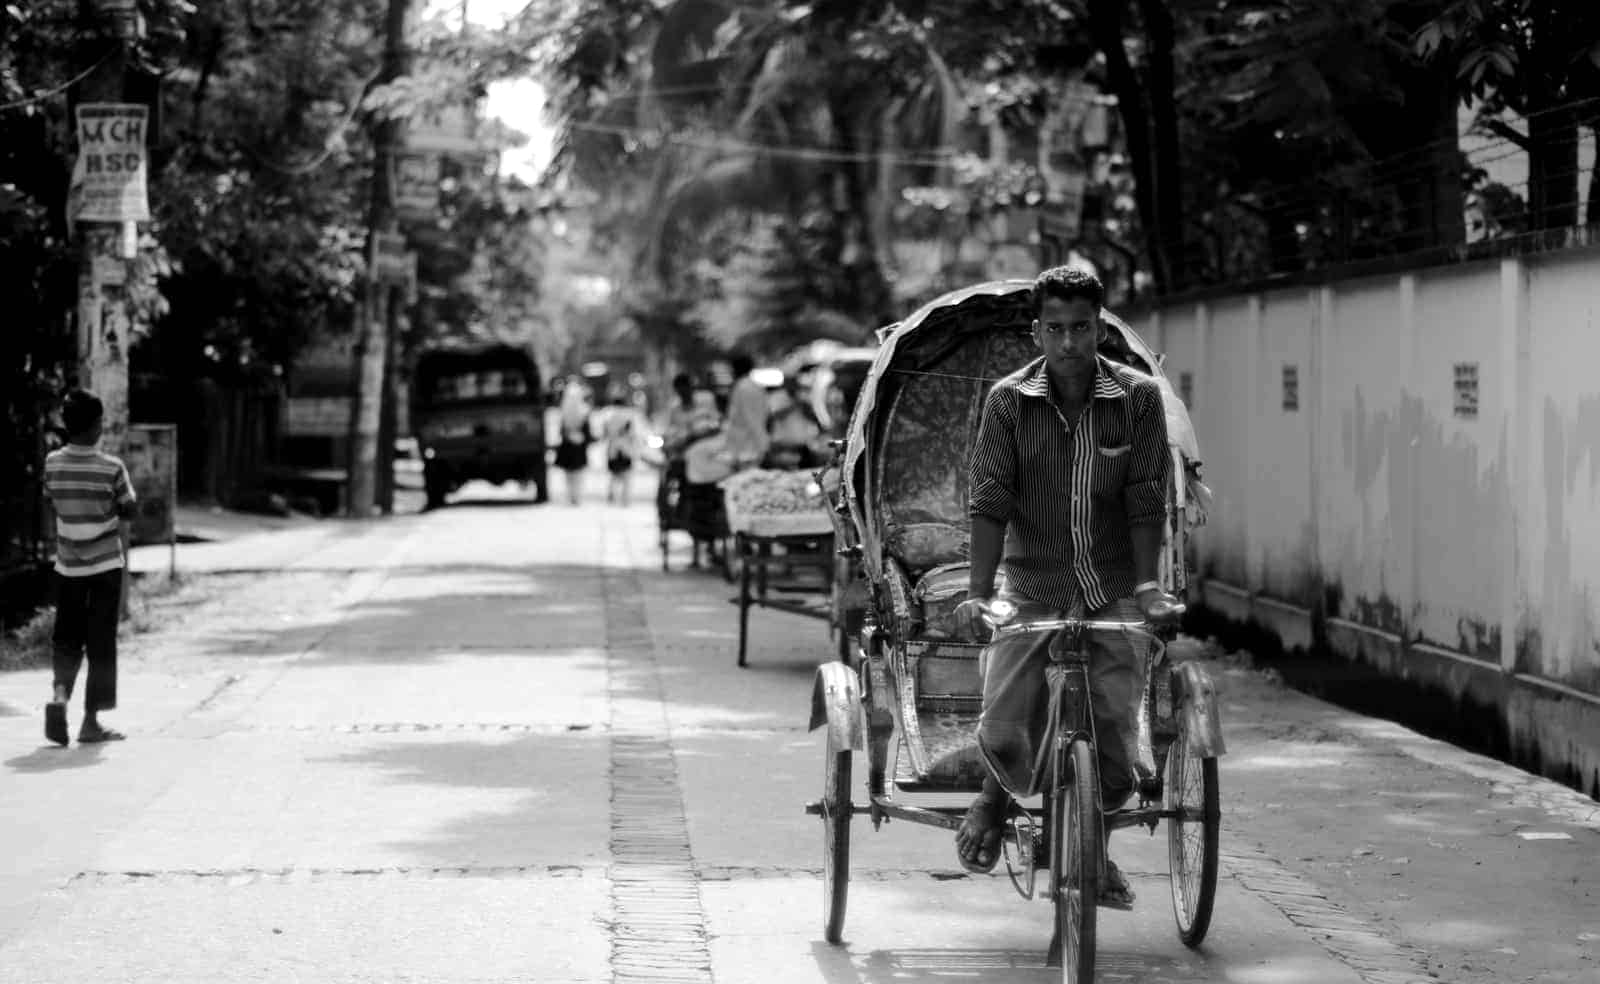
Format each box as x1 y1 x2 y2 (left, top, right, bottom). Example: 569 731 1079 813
52 569 121 711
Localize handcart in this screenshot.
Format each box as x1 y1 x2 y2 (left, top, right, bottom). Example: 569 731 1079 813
802 281 1221 982
721 468 837 667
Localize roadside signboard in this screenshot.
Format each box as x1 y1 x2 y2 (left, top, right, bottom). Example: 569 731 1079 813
396 152 439 214
284 397 354 437
125 424 176 553
370 231 418 302
407 102 480 156
70 103 150 223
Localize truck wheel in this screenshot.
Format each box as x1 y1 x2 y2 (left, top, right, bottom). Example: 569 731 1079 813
424 464 449 511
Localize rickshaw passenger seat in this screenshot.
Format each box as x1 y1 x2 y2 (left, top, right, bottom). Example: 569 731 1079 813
885 520 970 574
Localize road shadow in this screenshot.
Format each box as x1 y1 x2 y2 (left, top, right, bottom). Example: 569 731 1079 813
153 563 613 669
304 732 607 868
5 743 107 773
807 941 1213 983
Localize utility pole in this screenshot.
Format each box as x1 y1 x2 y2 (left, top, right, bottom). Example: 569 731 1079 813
346 0 413 516
71 0 144 458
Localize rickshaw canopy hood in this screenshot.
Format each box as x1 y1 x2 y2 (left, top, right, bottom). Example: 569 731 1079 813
838 280 1201 587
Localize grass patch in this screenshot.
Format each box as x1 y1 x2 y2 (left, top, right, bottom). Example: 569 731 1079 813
0 571 197 671
0 608 55 671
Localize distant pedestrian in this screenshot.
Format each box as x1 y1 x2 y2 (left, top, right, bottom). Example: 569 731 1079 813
660 373 698 459
764 376 826 470
41 389 136 746
553 378 594 505
723 353 770 470
600 387 640 506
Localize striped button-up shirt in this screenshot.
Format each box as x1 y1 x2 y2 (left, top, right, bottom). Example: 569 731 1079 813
43 444 137 577
968 355 1170 611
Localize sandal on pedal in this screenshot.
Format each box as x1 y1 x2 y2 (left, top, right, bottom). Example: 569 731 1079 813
1098 859 1136 911
955 797 1008 874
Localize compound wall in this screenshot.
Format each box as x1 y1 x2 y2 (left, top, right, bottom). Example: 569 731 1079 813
1143 246 1600 797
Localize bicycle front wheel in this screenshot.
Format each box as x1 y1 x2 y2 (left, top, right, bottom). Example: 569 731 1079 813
1052 738 1100 984
821 742 852 944
1165 731 1219 946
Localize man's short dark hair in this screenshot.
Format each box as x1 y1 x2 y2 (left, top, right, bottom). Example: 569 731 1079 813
1033 266 1105 317
730 353 755 378
61 389 104 437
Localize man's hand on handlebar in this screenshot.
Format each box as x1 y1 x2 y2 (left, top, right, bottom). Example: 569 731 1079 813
1136 586 1186 626
955 590 1181 641
952 596 994 642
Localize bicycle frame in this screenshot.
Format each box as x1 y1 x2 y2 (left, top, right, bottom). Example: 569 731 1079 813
984 609 1188 836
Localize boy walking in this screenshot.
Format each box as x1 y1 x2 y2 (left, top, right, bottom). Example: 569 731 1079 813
41 389 136 746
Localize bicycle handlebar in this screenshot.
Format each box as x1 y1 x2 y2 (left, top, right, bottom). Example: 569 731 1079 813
977 598 1184 642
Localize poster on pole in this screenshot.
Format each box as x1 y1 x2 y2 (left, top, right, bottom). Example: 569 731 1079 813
396 153 439 215
70 103 151 223
124 424 177 549
370 231 418 296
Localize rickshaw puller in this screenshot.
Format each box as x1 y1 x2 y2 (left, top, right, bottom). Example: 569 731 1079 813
952 266 1183 910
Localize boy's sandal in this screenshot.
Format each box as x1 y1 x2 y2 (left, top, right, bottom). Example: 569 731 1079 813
77 726 126 744
44 703 69 747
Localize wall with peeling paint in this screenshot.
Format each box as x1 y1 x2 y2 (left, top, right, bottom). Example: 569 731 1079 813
1522 251 1600 693
1411 268 1507 660
1146 246 1600 797
1200 297 1253 587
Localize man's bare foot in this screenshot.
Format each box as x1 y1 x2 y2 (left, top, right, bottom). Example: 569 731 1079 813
955 793 1009 873
1099 858 1135 910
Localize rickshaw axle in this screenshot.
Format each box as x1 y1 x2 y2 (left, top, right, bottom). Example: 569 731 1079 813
804 799 1199 829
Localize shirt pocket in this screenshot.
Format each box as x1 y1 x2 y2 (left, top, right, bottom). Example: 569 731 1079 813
1091 443 1131 498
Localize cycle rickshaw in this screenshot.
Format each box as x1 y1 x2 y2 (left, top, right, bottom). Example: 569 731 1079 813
806 280 1223 983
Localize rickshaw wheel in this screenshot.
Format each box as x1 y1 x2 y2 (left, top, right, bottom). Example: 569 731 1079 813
1165 733 1219 947
1050 739 1098 984
821 740 853 944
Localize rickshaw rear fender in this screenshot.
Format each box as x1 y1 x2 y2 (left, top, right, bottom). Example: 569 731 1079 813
809 661 864 751
1172 660 1227 757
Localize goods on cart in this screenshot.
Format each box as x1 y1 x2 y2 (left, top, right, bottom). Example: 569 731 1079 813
721 468 834 537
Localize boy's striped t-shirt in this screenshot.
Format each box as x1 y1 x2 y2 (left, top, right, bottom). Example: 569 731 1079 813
43 444 137 577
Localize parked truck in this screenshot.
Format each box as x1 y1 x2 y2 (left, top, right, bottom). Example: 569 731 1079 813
412 343 548 509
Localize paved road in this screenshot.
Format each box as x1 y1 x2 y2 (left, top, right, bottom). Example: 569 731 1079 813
2 479 1596 983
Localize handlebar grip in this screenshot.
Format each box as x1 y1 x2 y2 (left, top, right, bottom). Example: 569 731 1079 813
976 598 1017 628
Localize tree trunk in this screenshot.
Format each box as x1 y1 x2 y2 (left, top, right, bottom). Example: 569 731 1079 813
1397 64 1465 250
1086 0 1169 294
828 94 893 328
345 0 410 517
1588 124 1600 226
1523 3 1582 232
71 18 134 459
1347 3 1465 254
1134 0 1186 290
